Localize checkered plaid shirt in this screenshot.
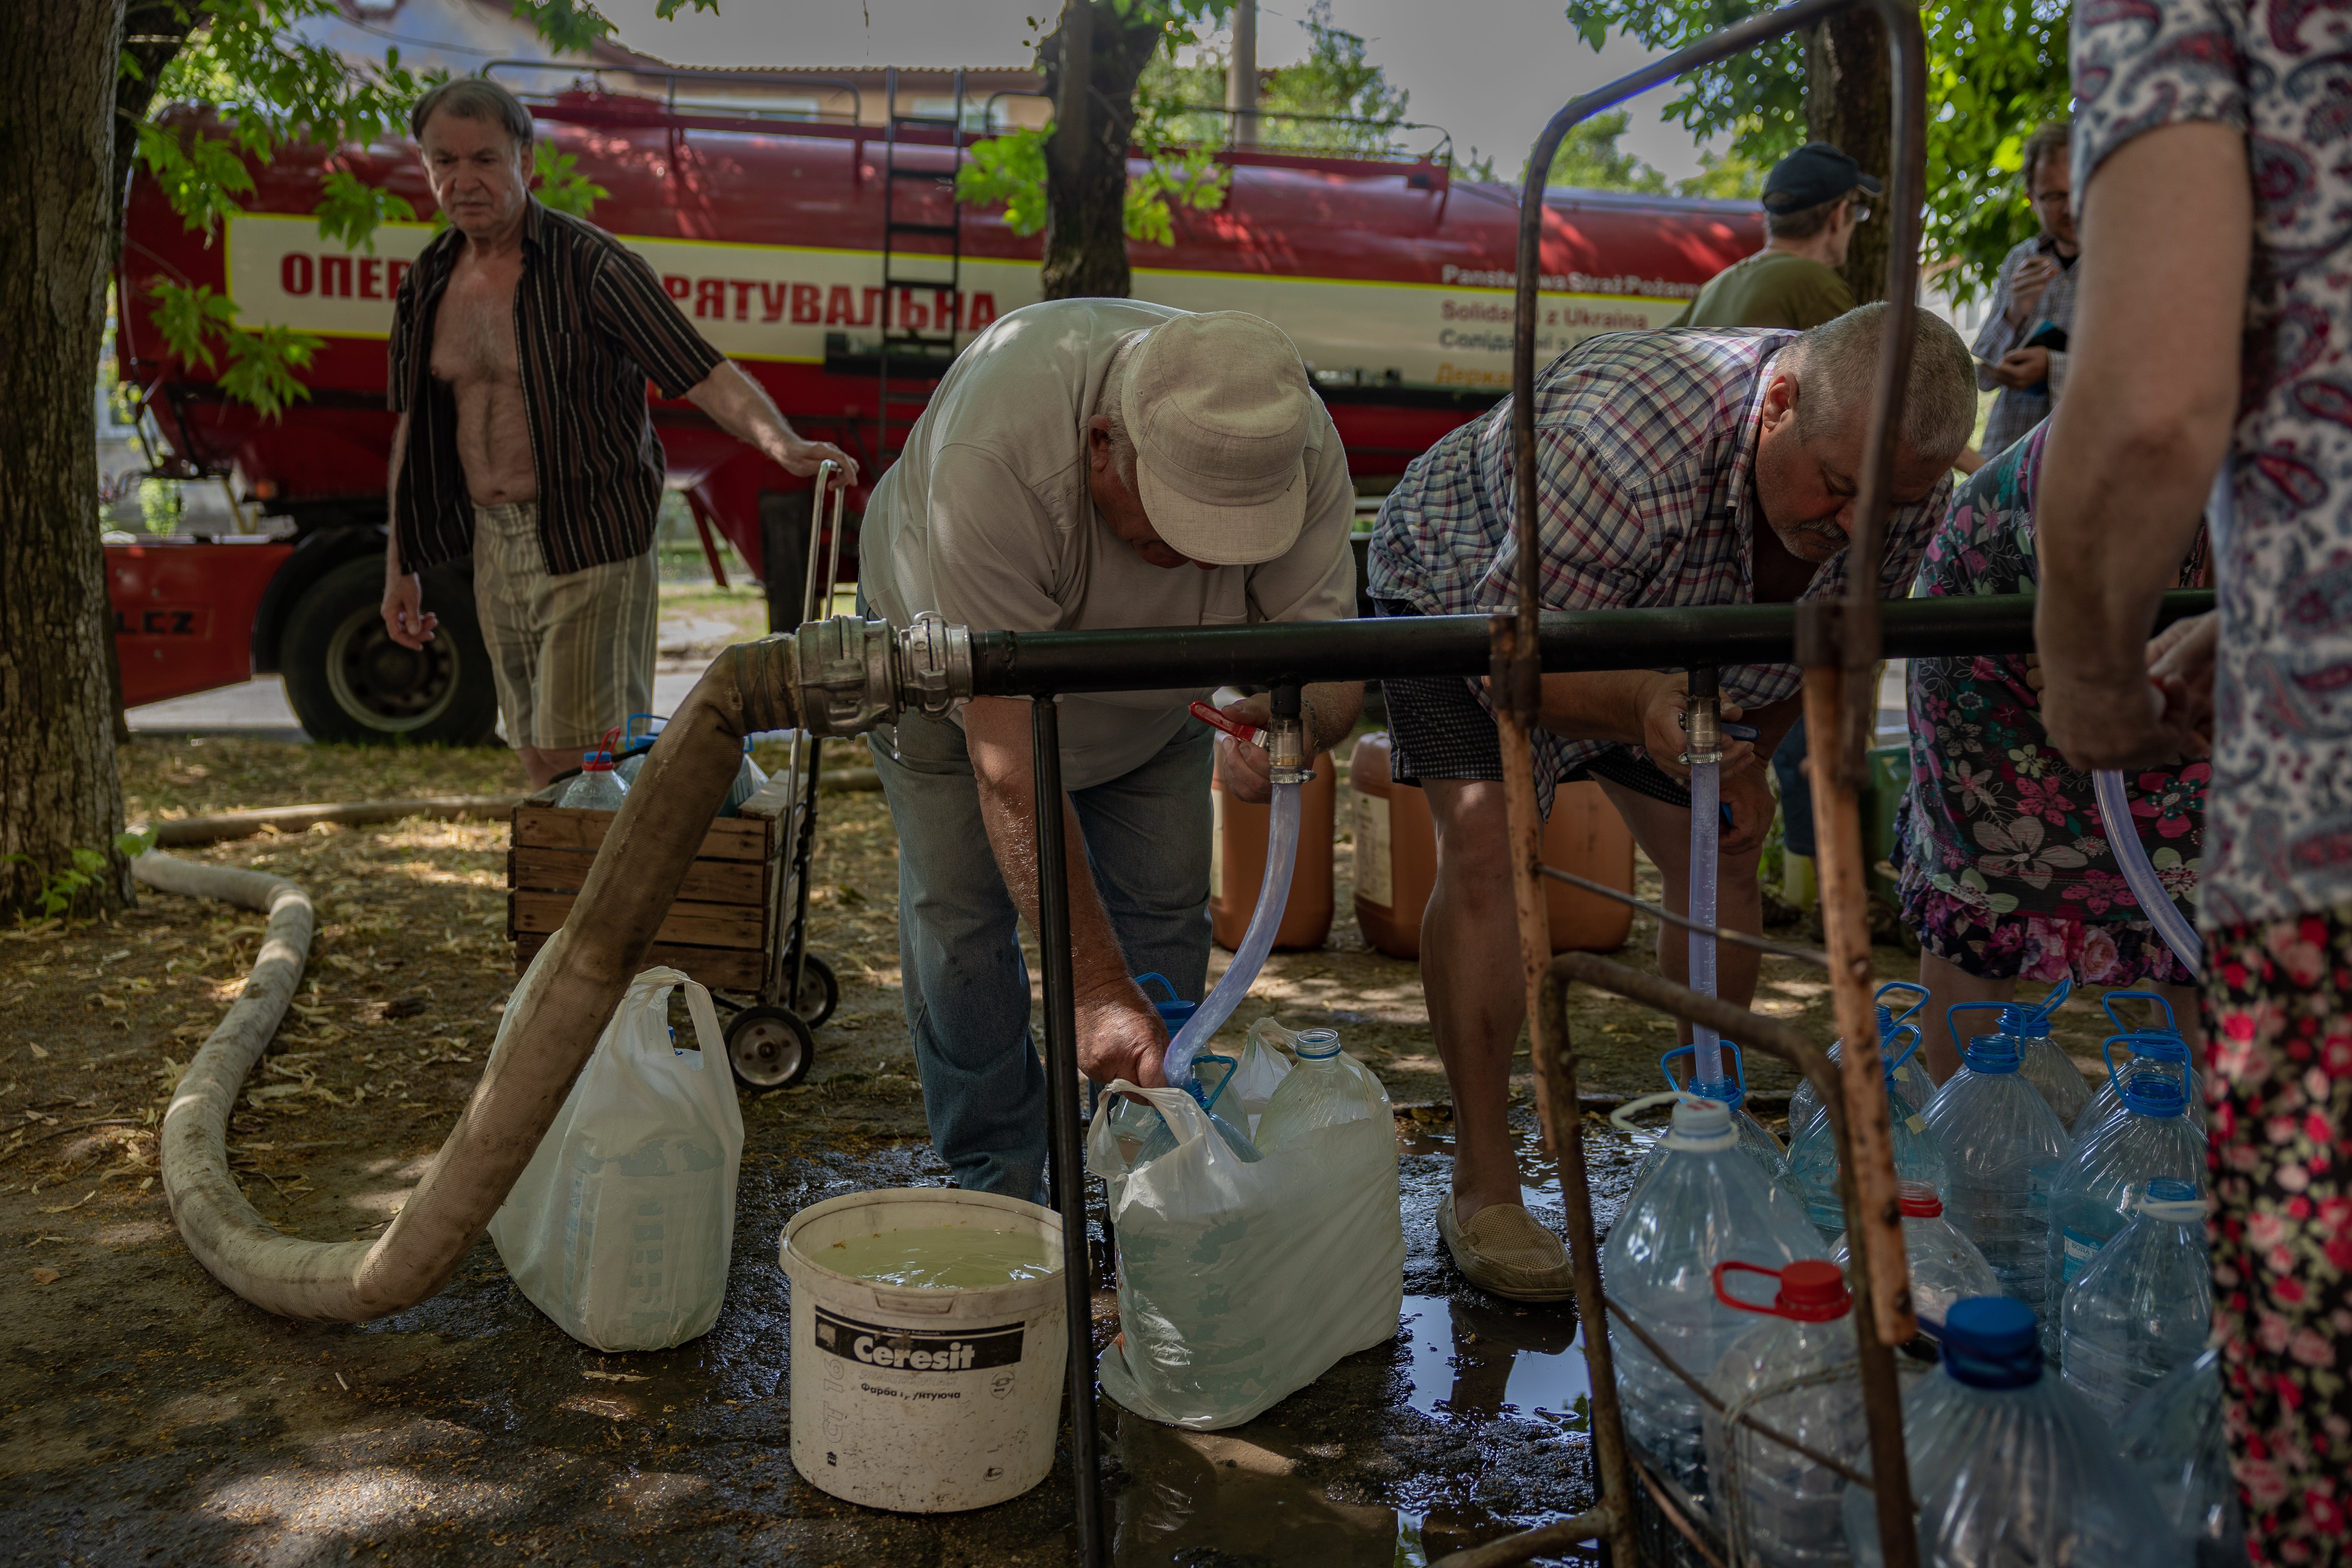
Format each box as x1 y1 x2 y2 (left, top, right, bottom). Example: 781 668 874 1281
1367 328 1948 778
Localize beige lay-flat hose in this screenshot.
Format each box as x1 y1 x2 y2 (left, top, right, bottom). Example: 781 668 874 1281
148 637 802 1321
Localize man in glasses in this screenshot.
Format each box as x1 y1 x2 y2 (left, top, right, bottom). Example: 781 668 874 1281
1667 142 1880 331
1973 122 2078 458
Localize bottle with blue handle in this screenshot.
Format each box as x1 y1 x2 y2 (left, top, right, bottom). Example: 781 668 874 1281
2115 1349 2248 1567
2061 1179 2212 1426
1786 1022 1946 1240
1947 979 2092 1132
2079 990 2206 1137
1788 980 1937 1133
1842 1297 2185 1567
1602 1095 1823 1508
1921 1030 2072 1318
2043 1047 2207 1354
1628 1040 1800 1204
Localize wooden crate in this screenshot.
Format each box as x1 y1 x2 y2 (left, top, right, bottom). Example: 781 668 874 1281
506 770 801 993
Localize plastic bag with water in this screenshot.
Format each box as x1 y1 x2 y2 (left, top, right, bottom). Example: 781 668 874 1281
1922 1032 2072 1319
1842 1297 2186 1568
2061 1180 2212 1425
1602 1096 1823 1506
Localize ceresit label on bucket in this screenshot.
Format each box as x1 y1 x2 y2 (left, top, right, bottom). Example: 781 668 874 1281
812 1306 1024 1373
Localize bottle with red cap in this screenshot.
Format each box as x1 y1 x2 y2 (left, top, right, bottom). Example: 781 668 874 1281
1842 1296 2184 1568
1703 1259 1871 1568
1828 1183 2003 1334
558 731 629 811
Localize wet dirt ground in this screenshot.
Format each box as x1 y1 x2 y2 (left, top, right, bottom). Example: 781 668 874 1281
0 731 2124 1566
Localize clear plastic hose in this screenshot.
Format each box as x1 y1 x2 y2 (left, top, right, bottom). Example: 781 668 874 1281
2092 768 2202 979
1688 757 1724 1087
1163 778 1302 1091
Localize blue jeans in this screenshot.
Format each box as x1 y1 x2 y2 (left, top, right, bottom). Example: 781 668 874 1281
868 707 1213 1205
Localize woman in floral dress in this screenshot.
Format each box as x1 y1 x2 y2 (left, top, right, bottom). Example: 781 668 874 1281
1896 422 2208 1078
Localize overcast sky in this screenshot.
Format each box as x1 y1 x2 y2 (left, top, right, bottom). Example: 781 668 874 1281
598 0 1718 183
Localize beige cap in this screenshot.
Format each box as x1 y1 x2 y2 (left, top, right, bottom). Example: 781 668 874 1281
1121 311 1315 566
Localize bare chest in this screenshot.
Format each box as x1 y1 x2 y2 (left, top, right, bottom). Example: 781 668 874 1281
429 255 522 388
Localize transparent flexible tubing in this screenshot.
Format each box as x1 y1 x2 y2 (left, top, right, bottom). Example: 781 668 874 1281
1163 778 1301 1092
1688 757 1724 1087
2092 768 2203 979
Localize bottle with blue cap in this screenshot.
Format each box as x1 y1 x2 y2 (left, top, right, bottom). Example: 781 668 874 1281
2078 991 2207 1137
1702 1258 1868 1568
1921 1026 2072 1317
1785 1021 1947 1241
1827 1183 2002 1334
1253 1027 1381 1153
2115 1349 2247 1567
1602 1093 1823 1505
1788 980 1938 1134
2060 1179 2211 1425
1841 1296 2185 1567
2043 1051 2207 1354
1628 1040 1802 1205
1947 979 2092 1131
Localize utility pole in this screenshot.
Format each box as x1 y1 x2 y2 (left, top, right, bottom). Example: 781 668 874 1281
1225 0 1258 147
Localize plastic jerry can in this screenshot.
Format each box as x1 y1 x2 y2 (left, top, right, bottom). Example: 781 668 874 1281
1347 731 1635 960
1209 753 1336 951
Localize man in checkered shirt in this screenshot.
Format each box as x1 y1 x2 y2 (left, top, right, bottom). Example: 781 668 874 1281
1367 303 1975 1300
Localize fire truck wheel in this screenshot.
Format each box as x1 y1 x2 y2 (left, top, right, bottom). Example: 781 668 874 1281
725 1005 815 1089
280 558 501 746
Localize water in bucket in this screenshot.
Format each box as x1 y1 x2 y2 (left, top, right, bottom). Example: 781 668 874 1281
821 1225 1062 1289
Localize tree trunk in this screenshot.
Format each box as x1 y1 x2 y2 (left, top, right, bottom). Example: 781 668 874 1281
1 1 133 919
1037 1 1161 300
1807 9 1893 304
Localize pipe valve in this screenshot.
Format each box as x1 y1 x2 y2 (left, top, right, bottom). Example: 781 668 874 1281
1267 684 1312 785
791 612 974 737
1680 666 1722 768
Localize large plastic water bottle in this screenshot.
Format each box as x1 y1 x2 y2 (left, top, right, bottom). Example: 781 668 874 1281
718 740 768 817
1786 1024 1947 1240
1842 1297 2185 1568
2043 1054 2206 1352
1117 1090 1262 1166
2060 1180 2211 1425
1630 1041 1800 1204
2116 1349 2248 1567
1252 1028 1380 1152
2079 992 2206 1136
1787 981 1937 1134
1921 1032 2072 1318
1602 1096 1824 1505
1948 980 2092 1131
558 747 629 809
1828 1184 2003 1333
1703 1260 1866 1568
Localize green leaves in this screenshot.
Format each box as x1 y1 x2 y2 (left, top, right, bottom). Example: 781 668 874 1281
1127 142 1228 246
531 142 608 219
147 281 320 420
5 831 155 922
956 128 1051 237
314 169 416 250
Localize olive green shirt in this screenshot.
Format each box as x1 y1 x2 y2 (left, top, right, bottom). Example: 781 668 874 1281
1666 249 1855 330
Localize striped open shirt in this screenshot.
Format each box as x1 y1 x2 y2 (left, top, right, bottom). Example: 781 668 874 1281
1368 328 1948 782
388 200 726 577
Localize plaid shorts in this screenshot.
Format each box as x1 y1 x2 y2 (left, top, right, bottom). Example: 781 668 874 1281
1374 598 1691 819
472 501 657 754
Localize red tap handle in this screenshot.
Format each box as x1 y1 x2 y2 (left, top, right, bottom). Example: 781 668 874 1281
1189 701 1266 747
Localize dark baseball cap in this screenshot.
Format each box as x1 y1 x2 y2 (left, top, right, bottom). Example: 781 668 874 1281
1761 142 1884 212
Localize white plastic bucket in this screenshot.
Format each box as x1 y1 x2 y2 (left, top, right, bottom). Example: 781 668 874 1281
779 1187 1067 1512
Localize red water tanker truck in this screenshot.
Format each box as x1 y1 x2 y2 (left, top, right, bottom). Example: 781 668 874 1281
111 85 1759 743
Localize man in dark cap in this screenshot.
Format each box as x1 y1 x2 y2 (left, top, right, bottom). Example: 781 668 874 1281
1668 142 1882 330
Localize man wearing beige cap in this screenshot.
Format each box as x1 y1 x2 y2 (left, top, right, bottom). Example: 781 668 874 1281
859 300 1362 1203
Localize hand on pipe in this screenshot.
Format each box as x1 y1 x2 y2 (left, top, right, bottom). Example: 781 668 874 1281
1077 978 1170 1088
1635 675 1751 785
2044 610 2218 771
1196 697 1283 805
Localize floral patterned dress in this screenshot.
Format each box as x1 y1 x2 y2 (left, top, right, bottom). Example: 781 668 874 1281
1895 425 2207 984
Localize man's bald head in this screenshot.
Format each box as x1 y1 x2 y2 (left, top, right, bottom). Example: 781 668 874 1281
1786 301 1977 464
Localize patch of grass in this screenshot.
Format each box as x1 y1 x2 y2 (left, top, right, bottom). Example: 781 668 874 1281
120 736 526 822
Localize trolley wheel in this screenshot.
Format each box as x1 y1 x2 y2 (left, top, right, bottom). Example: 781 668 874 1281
789 954 840 1029
725 1005 815 1089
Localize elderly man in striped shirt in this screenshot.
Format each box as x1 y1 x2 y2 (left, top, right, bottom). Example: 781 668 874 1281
1367 303 1975 1300
380 78 853 787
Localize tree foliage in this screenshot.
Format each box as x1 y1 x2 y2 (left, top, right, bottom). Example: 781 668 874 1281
126 0 711 414
1559 0 2069 297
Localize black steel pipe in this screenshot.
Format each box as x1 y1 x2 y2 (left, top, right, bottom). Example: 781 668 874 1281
1031 696 1105 1564
966 590 2212 699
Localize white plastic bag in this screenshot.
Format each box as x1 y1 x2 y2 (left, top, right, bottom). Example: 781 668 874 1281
1227 1018 1298 1138
489 967 743 1351
1088 1059 1403 1430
